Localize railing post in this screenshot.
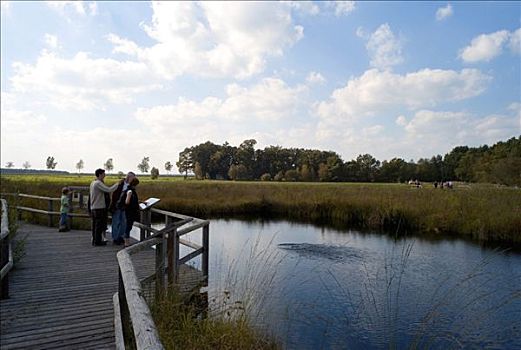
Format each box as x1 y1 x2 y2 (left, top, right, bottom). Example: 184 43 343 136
78 193 84 209
202 223 209 280
68 191 74 230
140 208 151 241
155 237 164 295
167 227 179 285
48 199 53 227
1 199 11 299
16 194 22 221
1 234 9 299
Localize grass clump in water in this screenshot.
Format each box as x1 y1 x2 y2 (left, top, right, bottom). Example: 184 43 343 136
151 288 279 350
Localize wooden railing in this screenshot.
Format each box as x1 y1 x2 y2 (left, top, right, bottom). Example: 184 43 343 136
1 190 90 228
1 199 13 299
115 211 209 350
1 190 210 348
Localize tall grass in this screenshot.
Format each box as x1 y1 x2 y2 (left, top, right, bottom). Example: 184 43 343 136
150 233 284 350
2 175 520 243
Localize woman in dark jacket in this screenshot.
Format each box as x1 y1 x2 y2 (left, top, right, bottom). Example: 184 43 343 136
122 177 140 247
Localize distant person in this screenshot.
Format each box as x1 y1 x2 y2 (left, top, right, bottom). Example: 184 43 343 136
120 177 140 248
58 187 70 232
89 169 119 246
434 181 438 189
110 172 136 245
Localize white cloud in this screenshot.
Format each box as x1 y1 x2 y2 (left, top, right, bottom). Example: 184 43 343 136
327 1 356 16
356 26 367 39
288 1 320 16
44 34 58 49
509 28 521 55
395 115 407 126
306 71 326 84
398 109 519 154
116 1 304 80
45 1 98 16
436 4 453 21
136 77 305 129
366 23 403 70
10 51 161 110
316 68 491 123
1 1 11 12
459 30 510 63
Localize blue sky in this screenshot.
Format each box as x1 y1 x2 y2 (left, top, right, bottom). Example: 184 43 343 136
1 1 520 173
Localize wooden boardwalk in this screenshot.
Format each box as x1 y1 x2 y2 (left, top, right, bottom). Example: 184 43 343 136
1 223 154 350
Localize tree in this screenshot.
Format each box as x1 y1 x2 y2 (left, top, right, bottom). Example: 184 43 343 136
318 163 329 182
164 161 173 174
104 158 114 173
5 162 14 168
284 169 299 181
177 147 194 179
22 161 31 170
137 157 150 173
260 173 271 181
355 154 380 182
46 156 57 170
150 167 159 179
228 164 248 180
76 159 84 173
194 162 203 180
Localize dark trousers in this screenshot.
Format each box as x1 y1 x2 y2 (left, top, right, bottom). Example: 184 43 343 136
91 209 107 245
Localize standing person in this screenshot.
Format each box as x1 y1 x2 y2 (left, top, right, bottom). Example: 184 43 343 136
121 177 140 248
89 169 119 246
110 172 136 245
58 187 70 232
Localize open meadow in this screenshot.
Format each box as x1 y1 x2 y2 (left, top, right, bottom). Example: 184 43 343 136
1 174 519 244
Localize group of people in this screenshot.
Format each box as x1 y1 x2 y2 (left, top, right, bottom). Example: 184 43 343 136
89 168 140 247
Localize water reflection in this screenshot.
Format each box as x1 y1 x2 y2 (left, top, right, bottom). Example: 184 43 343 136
156 219 521 349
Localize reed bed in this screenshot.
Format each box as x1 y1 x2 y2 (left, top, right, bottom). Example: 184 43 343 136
1 175 520 243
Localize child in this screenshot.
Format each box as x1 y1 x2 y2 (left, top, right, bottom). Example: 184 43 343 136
59 187 70 232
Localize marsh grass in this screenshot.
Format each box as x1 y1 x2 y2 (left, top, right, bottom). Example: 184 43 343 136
150 232 285 350
151 287 279 350
2 175 520 242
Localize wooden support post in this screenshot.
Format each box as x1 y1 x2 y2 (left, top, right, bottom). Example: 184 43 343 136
167 227 179 285
202 223 209 281
48 199 53 227
68 192 73 230
139 208 151 241
155 239 164 295
16 194 22 221
1 236 9 299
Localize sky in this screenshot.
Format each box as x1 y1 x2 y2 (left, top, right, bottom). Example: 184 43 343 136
1 1 520 173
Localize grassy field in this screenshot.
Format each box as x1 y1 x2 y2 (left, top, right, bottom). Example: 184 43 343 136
1 174 520 244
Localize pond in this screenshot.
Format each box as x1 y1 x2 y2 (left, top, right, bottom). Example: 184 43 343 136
151 219 521 349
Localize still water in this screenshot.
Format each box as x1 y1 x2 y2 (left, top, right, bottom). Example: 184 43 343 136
156 219 521 349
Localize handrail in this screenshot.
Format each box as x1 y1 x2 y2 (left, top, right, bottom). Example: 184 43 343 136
2 191 210 348
115 208 208 349
1 199 13 299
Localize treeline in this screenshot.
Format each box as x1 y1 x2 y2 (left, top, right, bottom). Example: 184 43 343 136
176 137 521 185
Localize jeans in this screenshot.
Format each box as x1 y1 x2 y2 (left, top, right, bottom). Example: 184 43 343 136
59 213 68 227
111 209 126 241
